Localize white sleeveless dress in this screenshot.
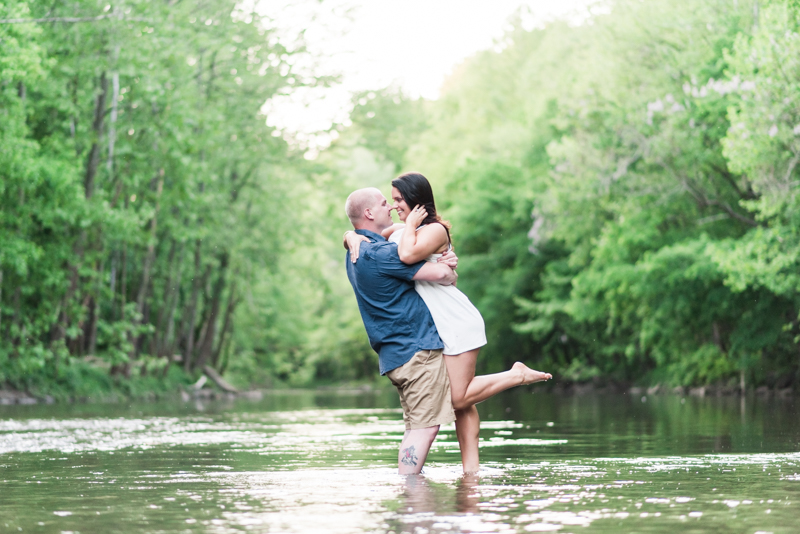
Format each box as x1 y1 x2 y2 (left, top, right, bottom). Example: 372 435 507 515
390 227 487 355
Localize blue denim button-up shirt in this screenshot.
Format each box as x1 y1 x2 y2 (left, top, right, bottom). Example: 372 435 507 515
345 229 443 374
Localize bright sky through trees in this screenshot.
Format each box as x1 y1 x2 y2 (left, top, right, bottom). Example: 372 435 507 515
256 0 595 151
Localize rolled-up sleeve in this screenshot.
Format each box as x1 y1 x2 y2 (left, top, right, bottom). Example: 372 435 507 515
374 246 424 281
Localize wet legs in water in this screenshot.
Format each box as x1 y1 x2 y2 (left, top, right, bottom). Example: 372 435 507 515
398 425 439 475
444 349 552 473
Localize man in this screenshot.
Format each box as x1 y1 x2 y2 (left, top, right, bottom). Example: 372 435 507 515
344 187 458 475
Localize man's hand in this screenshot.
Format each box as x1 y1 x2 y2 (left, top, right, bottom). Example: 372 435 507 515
437 249 458 270
447 268 458 286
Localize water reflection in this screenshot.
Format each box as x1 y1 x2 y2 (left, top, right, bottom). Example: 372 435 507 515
387 473 517 534
0 391 798 533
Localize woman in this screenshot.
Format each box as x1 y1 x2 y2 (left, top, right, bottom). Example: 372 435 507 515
345 172 551 474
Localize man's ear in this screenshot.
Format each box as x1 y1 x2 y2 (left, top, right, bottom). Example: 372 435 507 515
364 207 375 221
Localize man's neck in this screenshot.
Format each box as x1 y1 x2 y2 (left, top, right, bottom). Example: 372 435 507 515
352 227 387 242
354 223 385 235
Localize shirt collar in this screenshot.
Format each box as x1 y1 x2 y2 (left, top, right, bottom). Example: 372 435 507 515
355 229 386 242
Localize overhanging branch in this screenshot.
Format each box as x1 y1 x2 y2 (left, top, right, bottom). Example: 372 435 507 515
682 177 762 227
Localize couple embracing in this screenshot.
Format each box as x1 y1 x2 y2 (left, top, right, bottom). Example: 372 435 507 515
344 172 551 475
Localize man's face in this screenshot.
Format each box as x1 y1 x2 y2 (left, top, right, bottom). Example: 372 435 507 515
368 192 394 230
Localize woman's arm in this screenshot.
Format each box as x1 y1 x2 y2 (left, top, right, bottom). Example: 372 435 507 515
397 206 449 264
343 231 370 263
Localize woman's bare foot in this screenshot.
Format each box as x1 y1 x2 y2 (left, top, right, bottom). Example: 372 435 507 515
512 362 552 385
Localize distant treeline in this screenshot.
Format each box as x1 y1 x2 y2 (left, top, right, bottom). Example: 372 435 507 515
2 0 799 397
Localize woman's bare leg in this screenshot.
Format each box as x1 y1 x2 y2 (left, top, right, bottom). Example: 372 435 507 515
454 405 480 473
444 350 480 474
445 349 551 411
444 349 552 473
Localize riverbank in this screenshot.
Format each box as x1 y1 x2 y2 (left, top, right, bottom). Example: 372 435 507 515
2 375 794 406
0 362 194 405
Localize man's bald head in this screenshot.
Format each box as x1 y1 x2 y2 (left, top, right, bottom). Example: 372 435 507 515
345 187 383 227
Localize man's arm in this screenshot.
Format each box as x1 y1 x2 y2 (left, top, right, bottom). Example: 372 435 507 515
413 262 457 286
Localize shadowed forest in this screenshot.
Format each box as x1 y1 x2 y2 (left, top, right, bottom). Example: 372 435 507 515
2 0 799 399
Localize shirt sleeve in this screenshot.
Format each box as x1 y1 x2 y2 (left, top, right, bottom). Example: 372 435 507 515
374 243 424 281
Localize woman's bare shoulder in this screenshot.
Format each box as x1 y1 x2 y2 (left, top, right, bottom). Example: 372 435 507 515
418 222 448 237
417 223 449 252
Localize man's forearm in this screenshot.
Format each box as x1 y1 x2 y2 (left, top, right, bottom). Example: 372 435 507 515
413 263 457 285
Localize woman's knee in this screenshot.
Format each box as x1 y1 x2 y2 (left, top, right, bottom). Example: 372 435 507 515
452 397 472 411
450 384 469 409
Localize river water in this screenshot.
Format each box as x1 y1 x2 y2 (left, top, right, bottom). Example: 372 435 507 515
1 389 798 533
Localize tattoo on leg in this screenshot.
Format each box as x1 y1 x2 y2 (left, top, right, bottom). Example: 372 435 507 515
400 445 418 466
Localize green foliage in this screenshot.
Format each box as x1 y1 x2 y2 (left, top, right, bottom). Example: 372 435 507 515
714 1 800 310
328 0 800 388
4 0 800 396
0 0 367 395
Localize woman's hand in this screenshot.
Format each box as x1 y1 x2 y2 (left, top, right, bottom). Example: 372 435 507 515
344 231 370 263
437 249 458 270
405 205 427 230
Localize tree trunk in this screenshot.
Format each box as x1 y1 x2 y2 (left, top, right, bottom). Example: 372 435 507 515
55 72 107 348
193 312 211 369
194 253 228 371
106 70 119 178
126 175 164 372
154 239 177 355
135 177 164 313
182 240 206 371
87 297 99 355
161 243 185 358
85 71 107 199
118 192 130 322
84 295 97 355
11 286 20 342
120 243 127 321
52 267 78 347
218 326 233 375
140 300 151 358
85 255 105 357
212 280 236 368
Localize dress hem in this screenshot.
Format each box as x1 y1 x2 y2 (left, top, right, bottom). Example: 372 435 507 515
442 341 487 357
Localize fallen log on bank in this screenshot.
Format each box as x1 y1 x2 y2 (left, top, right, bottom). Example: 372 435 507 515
203 365 239 393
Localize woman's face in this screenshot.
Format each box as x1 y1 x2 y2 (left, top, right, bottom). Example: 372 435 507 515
391 186 411 222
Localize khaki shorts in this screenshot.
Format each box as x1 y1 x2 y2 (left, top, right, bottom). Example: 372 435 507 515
386 349 456 430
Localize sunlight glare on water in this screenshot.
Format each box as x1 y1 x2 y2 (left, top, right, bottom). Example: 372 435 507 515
1 391 798 533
